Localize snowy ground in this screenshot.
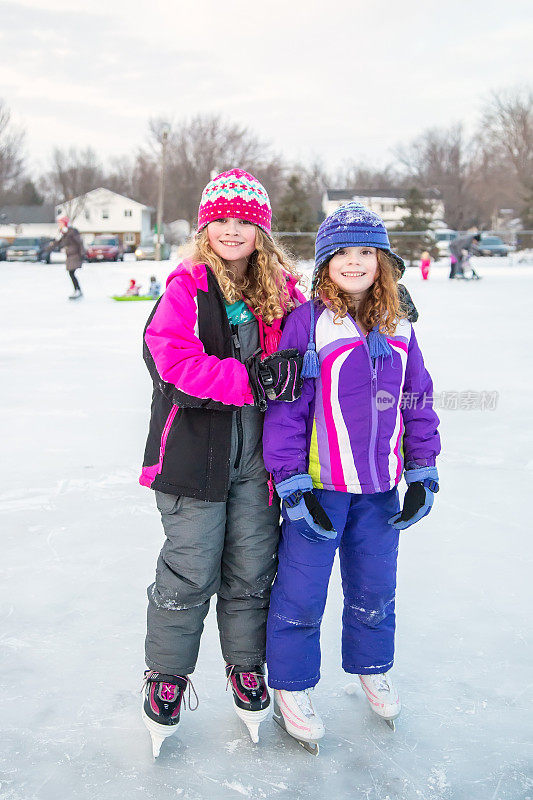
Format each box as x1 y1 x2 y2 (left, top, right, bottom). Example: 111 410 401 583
1 256 532 800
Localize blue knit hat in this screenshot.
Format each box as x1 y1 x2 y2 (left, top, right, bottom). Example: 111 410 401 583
314 201 404 277
301 202 403 380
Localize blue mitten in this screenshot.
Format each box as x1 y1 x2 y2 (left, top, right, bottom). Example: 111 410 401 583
388 466 439 530
276 474 337 542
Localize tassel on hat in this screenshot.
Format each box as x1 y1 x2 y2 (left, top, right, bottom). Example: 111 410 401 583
301 300 320 378
367 326 393 361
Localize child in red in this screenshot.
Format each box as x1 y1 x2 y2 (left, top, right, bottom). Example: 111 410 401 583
126 278 140 296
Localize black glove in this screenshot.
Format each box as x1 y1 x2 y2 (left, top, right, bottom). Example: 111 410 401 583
388 467 439 530
246 348 303 411
277 473 337 542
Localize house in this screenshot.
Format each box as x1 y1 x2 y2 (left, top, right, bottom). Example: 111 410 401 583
0 204 57 240
55 188 153 249
1 189 154 249
322 189 445 228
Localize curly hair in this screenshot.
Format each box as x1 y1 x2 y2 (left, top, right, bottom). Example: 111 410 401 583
188 227 301 324
313 249 406 335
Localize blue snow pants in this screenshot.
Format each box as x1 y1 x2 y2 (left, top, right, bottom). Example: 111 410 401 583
266 487 400 690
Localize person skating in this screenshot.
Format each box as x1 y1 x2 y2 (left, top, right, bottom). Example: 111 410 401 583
449 231 482 279
419 250 432 280
50 216 85 299
263 202 441 751
139 169 306 757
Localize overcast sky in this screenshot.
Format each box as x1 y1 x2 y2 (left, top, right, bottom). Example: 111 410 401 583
2 0 532 176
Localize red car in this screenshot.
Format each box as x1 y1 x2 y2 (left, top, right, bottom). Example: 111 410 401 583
86 235 124 262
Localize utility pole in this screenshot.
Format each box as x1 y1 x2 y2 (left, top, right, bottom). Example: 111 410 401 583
155 126 170 261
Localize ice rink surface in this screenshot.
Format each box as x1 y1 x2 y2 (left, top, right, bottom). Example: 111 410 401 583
1 256 532 800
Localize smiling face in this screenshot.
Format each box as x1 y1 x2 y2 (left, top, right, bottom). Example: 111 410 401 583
206 218 257 272
327 246 379 299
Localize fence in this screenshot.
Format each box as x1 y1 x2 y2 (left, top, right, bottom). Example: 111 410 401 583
274 230 533 262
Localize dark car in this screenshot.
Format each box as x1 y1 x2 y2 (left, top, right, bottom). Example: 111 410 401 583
86 235 124 262
479 235 510 257
0 238 9 260
134 239 171 260
6 236 53 263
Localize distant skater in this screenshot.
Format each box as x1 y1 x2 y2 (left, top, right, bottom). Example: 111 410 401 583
419 251 431 280
51 216 85 299
449 231 482 279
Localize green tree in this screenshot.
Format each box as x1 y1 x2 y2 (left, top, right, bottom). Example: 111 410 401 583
273 174 317 259
18 180 43 205
390 188 437 265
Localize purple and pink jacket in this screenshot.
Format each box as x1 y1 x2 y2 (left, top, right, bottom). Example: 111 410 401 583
139 260 304 501
263 301 440 494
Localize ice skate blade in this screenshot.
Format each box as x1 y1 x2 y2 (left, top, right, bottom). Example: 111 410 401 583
232 701 270 744
150 731 167 758
245 722 259 743
273 711 320 756
385 719 395 731
141 707 179 758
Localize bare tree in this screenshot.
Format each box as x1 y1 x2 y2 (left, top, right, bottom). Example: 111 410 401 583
480 87 533 226
394 125 481 229
0 99 25 202
105 155 136 197
466 137 519 228
293 159 330 223
151 114 286 225
333 160 402 194
40 147 105 221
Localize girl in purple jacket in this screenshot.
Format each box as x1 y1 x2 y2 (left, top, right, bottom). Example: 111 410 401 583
263 203 441 752
139 170 305 756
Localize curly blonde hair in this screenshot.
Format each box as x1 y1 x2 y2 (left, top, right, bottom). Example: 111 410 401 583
188 227 300 324
313 249 406 335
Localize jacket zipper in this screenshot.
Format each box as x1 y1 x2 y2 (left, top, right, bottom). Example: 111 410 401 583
368 356 381 491
231 324 244 470
158 405 179 474
351 315 381 493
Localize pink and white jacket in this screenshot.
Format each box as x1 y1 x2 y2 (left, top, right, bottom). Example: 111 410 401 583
139 261 304 501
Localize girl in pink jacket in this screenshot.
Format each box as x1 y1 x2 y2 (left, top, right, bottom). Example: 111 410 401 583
139 169 305 756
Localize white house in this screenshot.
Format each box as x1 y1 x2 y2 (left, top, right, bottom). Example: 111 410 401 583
322 189 445 228
0 205 57 240
55 188 153 248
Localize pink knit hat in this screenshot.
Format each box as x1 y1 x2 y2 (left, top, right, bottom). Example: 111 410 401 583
197 168 272 235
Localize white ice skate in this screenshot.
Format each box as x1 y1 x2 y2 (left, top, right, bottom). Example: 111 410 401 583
141 672 197 758
68 290 83 300
358 672 401 730
273 689 325 755
226 665 271 743
141 706 177 758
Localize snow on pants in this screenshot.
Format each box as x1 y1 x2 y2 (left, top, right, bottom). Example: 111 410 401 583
266 487 400 690
145 409 281 676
